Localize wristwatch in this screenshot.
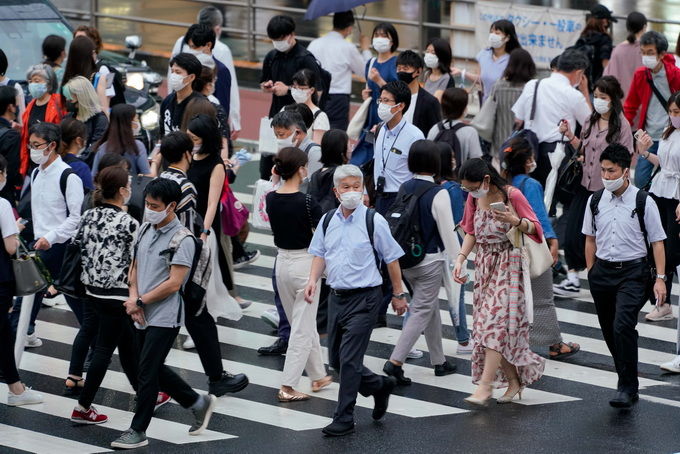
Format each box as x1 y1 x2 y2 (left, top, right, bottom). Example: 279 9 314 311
656 274 667 282
201 229 211 236
392 292 408 300
136 297 144 307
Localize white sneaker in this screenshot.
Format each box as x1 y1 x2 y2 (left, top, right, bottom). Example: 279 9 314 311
183 336 196 350
25 333 43 348
645 304 674 322
660 355 680 373
7 386 43 406
406 349 423 359
260 308 279 329
553 278 581 297
238 299 253 310
456 342 473 354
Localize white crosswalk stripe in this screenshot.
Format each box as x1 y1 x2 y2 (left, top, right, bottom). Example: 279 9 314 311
0 422 112 453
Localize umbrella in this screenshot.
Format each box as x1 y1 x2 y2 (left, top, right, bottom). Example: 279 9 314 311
543 142 566 210
304 0 380 20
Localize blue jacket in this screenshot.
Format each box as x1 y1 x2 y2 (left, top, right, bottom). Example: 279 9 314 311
511 174 556 239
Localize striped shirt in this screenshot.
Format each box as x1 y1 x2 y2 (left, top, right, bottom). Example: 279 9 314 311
160 167 198 232
489 78 527 156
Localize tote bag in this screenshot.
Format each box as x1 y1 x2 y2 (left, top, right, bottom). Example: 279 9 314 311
347 58 376 140
470 88 496 142
251 179 277 231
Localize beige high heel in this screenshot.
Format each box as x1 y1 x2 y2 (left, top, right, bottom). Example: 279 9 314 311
464 381 494 407
497 381 524 404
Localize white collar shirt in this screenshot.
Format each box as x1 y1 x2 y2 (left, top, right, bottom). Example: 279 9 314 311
31 156 84 245
649 129 680 200
511 73 591 143
403 92 418 124
307 31 371 94
373 118 424 193
582 183 666 261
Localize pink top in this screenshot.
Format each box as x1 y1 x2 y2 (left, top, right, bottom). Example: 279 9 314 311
603 41 642 98
461 187 543 243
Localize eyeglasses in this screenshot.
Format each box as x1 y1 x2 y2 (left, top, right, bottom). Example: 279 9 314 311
29 141 50 149
461 183 482 193
377 99 396 105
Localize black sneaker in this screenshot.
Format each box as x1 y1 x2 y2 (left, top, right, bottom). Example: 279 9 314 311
434 360 457 376
383 361 411 386
209 371 249 396
257 338 288 356
233 250 261 270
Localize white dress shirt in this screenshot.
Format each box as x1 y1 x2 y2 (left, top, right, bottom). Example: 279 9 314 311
512 73 591 143
307 31 372 95
403 92 418 124
650 129 680 200
582 182 666 261
171 37 241 131
373 118 424 193
31 156 84 246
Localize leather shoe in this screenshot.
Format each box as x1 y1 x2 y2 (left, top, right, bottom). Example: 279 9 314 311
208 372 249 396
434 360 457 377
383 361 411 385
609 391 639 408
257 338 288 356
372 376 397 420
322 420 355 437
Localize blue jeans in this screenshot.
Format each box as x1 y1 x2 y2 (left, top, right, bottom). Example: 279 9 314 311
634 141 659 189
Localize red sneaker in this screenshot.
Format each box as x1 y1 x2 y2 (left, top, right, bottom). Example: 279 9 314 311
71 405 108 424
155 392 171 413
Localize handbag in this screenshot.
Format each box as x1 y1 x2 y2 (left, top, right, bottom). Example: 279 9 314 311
556 143 583 199
53 240 85 299
347 58 377 140
470 87 496 142
251 178 278 231
220 179 249 236
12 240 48 296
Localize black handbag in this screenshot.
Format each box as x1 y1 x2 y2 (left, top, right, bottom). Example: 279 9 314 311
556 143 583 199
12 240 48 296
53 240 85 299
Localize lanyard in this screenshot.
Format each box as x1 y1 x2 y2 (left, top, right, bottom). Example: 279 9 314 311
380 122 405 174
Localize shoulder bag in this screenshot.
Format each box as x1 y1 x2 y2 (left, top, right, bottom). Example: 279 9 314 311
470 85 497 142
12 240 48 296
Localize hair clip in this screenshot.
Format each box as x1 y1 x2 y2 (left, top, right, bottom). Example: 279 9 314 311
503 146 513 153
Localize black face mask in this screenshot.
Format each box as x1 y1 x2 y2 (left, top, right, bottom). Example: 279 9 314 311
397 71 417 84
65 101 78 114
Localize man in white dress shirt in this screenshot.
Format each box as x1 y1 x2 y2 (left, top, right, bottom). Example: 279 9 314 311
170 6 241 138
308 11 372 130
512 49 592 187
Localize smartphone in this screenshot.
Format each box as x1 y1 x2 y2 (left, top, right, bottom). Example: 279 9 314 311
490 202 507 212
19 219 29 225
634 129 645 142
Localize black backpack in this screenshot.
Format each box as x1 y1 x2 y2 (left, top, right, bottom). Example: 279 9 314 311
322 207 381 273
567 37 595 87
314 62 332 111
433 121 467 169
309 167 339 214
385 181 438 269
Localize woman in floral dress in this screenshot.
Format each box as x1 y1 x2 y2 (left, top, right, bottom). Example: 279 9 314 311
453 158 545 405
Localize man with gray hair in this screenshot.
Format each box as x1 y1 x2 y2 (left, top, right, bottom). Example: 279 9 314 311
624 30 680 189
304 164 407 437
170 6 241 139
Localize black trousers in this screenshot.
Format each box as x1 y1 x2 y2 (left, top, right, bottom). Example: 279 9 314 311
260 153 276 181
185 293 224 382
531 141 557 188
650 195 680 304
563 185 593 271
131 326 199 432
325 94 351 131
375 192 397 320
0 283 20 385
588 260 651 394
327 287 384 424
78 299 139 409
68 302 99 376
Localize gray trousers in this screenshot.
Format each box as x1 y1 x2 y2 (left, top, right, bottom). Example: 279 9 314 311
390 261 446 366
529 268 563 348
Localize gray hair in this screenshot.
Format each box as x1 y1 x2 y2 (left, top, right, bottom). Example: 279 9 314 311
198 6 223 29
333 164 363 187
270 110 307 133
640 30 669 54
556 48 590 73
26 64 58 94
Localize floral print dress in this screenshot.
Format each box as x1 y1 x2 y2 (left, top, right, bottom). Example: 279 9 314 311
470 207 545 388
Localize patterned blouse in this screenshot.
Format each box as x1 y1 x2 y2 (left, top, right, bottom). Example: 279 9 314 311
75 204 139 290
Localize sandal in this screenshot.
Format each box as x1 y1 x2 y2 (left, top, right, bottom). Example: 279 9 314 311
549 342 580 360
64 376 84 396
277 389 310 402
311 376 333 392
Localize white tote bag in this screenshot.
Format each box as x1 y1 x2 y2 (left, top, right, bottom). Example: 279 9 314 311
258 117 277 153
543 142 566 210
347 58 376 140
251 179 278 231
203 228 242 321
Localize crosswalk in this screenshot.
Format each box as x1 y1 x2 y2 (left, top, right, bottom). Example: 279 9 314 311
3 189 680 452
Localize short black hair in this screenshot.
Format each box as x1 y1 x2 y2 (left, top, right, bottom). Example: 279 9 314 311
283 103 313 130
42 35 66 63
160 131 193 164
144 177 182 207
549 55 560 70
333 11 354 30
408 140 441 175
267 15 295 40
273 147 308 180
381 80 412 113
441 87 468 120
185 23 216 51
503 48 536 84
291 68 319 104
169 53 203 80
320 129 348 167
600 143 632 169
271 110 307 133
557 48 590 72
29 122 61 145
0 85 16 116
640 30 668 54
372 22 399 53
396 50 423 70
436 142 456 181
427 38 452 74
0 49 7 76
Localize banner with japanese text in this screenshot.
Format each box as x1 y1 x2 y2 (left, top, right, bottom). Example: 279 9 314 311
475 1 587 68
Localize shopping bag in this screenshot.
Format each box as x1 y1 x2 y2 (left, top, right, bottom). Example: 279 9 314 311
258 117 277 153
251 179 277 231
543 142 566 210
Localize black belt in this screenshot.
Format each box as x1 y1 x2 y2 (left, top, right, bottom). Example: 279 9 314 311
330 286 380 297
597 257 647 269
377 191 397 198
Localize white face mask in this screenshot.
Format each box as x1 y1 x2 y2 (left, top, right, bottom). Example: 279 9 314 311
168 73 189 92
377 102 398 122
642 55 659 70
339 191 363 210
290 87 311 104
602 173 626 193
372 37 391 53
276 130 297 150
468 180 489 199
424 52 439 69
526 161 538 174
0 179 6 192
192 144 202 153
272 37 292 53
593 98 610 115
122 187 131 205
30 146 51 165
144 207 169 225
488 33 505 49
132 121 141 136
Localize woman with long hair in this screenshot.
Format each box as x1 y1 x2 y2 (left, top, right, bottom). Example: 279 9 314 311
423 38 455 101
577 5 615 91
555 76 633 297
61 35 109 112
62 76 108 151
603 12 647 97
91 104 150 176
453 158 545 405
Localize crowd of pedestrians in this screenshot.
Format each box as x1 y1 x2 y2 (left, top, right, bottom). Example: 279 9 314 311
1 2 680 448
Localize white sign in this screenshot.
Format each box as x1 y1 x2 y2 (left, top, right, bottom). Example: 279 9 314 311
475 1 587 68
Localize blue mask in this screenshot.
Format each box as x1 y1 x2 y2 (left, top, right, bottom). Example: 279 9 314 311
28 82 48 99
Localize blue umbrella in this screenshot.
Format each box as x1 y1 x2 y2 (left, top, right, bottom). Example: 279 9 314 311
304 0 380 20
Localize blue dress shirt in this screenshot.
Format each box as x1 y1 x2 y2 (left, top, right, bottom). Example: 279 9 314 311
512 174 556 239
